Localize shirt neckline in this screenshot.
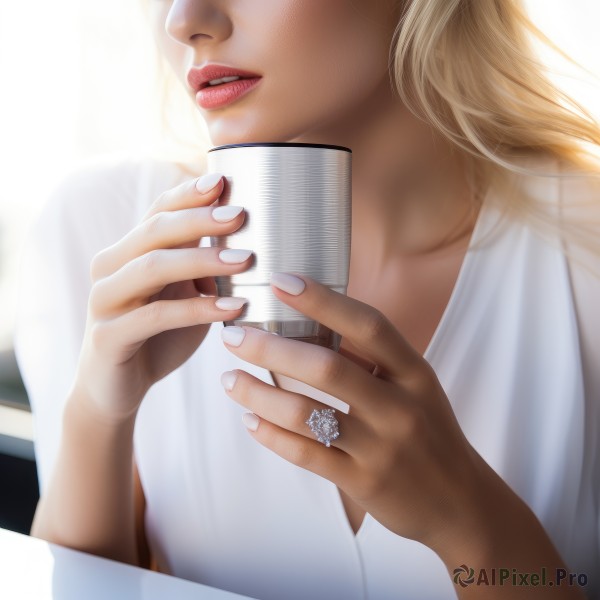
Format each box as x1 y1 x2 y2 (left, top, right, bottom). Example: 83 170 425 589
422 187 493 364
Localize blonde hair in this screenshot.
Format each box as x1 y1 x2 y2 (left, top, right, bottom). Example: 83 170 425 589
391 0 600 271
393 0 600 175
143 0 600 265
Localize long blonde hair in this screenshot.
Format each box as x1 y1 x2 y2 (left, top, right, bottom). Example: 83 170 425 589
393 0 600 174
144 0 600 263
391 0 600 270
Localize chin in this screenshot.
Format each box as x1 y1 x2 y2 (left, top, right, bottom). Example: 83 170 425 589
202 86 344 147
206 118 311 147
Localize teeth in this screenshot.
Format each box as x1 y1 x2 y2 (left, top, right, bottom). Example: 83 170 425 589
207 76 241 86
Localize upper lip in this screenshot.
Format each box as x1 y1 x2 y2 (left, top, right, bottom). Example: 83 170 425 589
187 64 262 93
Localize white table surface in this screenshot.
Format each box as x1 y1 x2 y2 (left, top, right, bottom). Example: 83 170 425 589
0 528 258 600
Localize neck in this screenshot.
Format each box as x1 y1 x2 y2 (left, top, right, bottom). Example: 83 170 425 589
289 79 484 270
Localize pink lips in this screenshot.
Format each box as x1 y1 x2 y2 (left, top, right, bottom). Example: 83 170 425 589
187 64 262 109
196 77 262 109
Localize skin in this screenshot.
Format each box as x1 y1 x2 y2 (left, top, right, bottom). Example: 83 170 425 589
151 0 479 257
151 0 480 535
29 1 585 598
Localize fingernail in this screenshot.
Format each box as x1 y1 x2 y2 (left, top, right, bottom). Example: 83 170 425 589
270 272 306 295
219 249 253 264
215 297 248 310
242 412 260 432
212 205 244 223
196 172 223 194
221 326 246 346
221 370 238 391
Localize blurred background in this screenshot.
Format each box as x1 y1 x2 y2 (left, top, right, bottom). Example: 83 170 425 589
0 0 599 534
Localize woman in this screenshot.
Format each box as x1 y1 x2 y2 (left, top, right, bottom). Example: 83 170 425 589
13 1 600 598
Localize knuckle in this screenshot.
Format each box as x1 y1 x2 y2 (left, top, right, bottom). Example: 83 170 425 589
150 190 171 215
403 362 437 397
89 321 110 352
358 309 389 343
397 402 427 442
87 284 101 316
313 350 345 384
138 250 162 277
87 279 112 319
139 300 166 324
89 249 108 282
142 211 167 237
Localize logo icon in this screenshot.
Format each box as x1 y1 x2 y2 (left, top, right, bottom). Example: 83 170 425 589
453 564 475 588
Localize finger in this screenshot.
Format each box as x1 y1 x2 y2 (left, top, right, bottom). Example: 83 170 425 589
221 369 374 456
95 203 245 280
142 172 224 222
90 247 253 317
239 410 355 489
92 295 246 352
220 325 391 416
269 272 424 383
91 190 246 282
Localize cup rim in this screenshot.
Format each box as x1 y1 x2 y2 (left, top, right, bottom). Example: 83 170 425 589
208 142 352 153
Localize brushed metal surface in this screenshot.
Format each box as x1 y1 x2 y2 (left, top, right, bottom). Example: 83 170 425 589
207 144 351 351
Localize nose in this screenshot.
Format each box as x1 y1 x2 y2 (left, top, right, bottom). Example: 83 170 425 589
165 0 232 47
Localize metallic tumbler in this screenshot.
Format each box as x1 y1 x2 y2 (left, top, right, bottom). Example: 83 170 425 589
207 142 352 352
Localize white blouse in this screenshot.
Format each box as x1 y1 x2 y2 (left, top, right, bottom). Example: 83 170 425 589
13 153 600 599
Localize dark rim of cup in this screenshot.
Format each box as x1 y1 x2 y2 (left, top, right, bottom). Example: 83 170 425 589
208 142 352 153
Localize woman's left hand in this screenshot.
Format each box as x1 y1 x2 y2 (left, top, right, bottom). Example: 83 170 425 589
219 271 490 555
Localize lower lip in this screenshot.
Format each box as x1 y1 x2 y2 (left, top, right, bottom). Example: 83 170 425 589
196 77 262 109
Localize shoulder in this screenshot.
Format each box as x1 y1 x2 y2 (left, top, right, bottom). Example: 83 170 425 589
500 153 600 265
498 154 600 401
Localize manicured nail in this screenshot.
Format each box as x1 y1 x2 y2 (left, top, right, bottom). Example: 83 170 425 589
196 172 223 194
270 272 306 295
212 205 244 223
221 326 246 346
221 370 238 391
242 412 260 432
219 249 253 264
215 297 248 310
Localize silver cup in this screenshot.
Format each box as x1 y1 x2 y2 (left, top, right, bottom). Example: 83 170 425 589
207 142 352 352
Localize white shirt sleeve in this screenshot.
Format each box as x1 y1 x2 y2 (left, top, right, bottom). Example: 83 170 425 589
12 155 186 494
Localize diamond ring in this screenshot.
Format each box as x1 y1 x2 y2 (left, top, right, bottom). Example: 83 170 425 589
306 408 340 447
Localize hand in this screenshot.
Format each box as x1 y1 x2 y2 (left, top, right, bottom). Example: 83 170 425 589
218 271 492 553
74 173 253 423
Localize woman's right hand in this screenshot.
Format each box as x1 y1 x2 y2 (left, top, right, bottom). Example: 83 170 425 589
73 172 252 423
